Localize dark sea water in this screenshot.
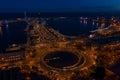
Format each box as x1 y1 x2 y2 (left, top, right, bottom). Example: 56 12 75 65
0 22 27 52
46 17 95 36
0 13 117 51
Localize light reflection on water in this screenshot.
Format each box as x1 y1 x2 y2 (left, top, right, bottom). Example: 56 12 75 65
0 17 110 51
0 26 2 35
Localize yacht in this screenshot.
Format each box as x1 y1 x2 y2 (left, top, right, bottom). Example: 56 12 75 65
6 44 21 52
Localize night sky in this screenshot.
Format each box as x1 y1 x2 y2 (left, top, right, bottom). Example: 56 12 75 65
0 0 120 12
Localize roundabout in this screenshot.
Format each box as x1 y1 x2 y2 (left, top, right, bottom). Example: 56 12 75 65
35 43 96 80
40 50 86 71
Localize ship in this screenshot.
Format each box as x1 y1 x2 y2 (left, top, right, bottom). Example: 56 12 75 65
6 44 21 52
89 24 120 38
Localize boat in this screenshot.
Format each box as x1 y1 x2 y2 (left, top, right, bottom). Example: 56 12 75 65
6 44 21 52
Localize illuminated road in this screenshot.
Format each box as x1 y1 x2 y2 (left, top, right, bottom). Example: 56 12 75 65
0 18 120 80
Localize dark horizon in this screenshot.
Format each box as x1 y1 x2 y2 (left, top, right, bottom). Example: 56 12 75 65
0 11 120 18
